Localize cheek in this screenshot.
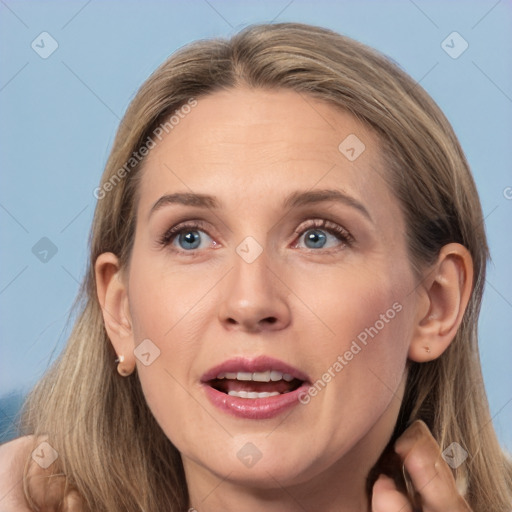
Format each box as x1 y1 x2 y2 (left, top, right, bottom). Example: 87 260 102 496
127 268 202 382
125 256 218 441
296 263 411 410
290 272 411 468
298 262 409 354
127 247 214 340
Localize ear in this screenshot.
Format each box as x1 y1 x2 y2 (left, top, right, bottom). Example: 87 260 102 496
95 252 136 374
409 243 474 362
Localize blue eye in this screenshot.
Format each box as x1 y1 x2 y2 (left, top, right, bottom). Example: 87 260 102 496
294 219 353 251
158 222 214 251
177 230 202 250
158 219 353 254
303 229 328 249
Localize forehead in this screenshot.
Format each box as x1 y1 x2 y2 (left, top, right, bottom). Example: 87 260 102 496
137 87 397 222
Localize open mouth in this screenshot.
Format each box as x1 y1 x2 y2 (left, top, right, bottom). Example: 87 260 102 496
201 357 311 418
207 370 304 399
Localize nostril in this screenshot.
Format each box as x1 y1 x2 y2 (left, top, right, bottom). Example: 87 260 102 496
223 316 279 329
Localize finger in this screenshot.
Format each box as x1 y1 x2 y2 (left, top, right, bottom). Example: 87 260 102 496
61 489 84 511
25 443 65 512
394 420 471 511
26 470 65 512
372 474 413 512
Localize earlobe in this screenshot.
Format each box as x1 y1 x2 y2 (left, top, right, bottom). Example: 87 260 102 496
94 252 136 373
408 243 473 363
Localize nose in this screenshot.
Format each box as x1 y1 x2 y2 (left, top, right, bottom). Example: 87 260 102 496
218 248 291 333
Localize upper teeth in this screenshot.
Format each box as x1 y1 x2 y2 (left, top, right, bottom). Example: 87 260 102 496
216 371 295 382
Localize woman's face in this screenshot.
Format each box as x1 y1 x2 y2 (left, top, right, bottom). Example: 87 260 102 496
125 87 420 494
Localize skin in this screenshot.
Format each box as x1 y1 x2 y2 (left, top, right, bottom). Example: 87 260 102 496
98 87 473 511
0 87 473 512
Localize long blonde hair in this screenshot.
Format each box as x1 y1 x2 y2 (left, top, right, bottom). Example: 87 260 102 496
17 22 512 511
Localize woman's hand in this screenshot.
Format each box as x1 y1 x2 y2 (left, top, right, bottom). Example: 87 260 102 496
0 436 83 512
371 420 472 512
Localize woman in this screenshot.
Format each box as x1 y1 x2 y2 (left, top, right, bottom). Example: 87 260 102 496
1 22 511 511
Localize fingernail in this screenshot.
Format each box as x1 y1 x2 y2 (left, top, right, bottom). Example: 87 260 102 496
394 419 428 455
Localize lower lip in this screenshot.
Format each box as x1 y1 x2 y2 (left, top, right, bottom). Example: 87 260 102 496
202 383 310 419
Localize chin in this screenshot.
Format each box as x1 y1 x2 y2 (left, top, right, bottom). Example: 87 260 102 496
192 439 323 489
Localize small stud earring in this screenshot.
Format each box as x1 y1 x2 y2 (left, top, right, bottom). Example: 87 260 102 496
424 346 431 354
115 354 134 377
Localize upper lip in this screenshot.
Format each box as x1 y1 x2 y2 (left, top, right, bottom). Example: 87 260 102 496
201 356 311 383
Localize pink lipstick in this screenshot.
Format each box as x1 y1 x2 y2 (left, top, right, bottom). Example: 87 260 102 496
201 356 311 419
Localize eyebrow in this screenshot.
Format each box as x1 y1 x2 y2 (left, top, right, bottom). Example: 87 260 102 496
283 189 372 221
148 189 372 222
149 192 220 220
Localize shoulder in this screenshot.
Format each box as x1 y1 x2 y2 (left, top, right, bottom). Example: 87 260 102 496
0 435 36 511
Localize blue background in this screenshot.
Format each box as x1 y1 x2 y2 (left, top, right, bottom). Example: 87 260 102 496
1 0 511 452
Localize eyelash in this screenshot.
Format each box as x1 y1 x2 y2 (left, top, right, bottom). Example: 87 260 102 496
157 219 354 253
157 220 211 248
293 219 354 250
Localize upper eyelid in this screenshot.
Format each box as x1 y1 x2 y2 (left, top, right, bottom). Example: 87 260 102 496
165 219 346 236
294 218 351 235
159 219 213 244
161 218 353 248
